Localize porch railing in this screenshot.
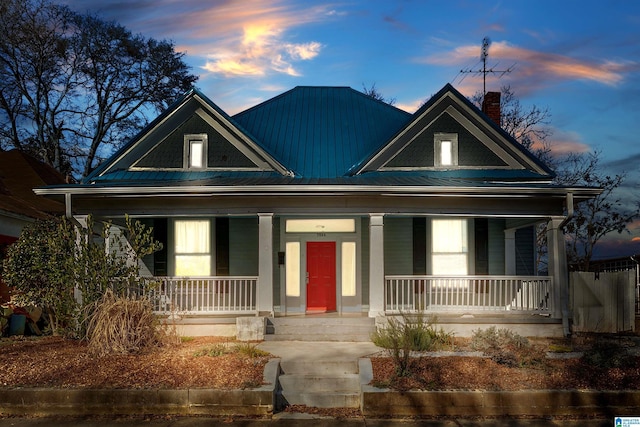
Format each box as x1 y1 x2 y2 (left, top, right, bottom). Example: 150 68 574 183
385 275 553 314
147 276 258 315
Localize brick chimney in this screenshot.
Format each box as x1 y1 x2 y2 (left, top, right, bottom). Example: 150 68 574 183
482 91 501 126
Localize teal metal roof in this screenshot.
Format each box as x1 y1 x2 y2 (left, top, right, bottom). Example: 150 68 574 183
232 86 412 178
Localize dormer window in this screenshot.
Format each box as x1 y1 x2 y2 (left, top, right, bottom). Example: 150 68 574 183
184 134 208 169
434 133 458 167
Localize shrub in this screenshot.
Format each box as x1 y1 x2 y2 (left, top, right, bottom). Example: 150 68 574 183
582 339 634 369
194 343 229 357
235 342 270 358
3 215 162 338
2 218 77 335
371 313 454 376
471 326 542 367
85 289 167 357
193 341 270 358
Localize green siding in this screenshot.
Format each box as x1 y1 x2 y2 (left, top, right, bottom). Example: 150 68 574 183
229 218 259 275
386 112 508 168
516 226 536 275
136 115 256 169
488 219 505 275
384 217 413 275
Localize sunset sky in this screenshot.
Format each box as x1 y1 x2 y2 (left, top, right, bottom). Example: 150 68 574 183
62 0 640 258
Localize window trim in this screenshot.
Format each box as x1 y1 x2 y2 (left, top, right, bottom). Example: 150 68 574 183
434 133 458 167
173 218 212 276
431 218 469 276
183 133 208 169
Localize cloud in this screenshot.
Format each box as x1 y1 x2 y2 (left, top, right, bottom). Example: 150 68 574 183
544 129 592 157
396 98 426 113
421 40 634 93
63 0 332 78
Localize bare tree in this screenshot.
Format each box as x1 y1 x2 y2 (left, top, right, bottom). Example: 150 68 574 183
471 85 553 165
0 0 198 178
362 83 396 106
472 86 638 269
558 151 638 270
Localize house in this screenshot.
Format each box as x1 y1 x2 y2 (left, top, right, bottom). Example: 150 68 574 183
35 84 600 337
0 150 67 302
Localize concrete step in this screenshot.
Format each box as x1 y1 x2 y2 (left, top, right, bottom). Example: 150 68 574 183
277 357 363 409
278 372 361 408
280 360 357 376
264 333 373 342
279 374 359 392
266 317 375 342
278 389 360 408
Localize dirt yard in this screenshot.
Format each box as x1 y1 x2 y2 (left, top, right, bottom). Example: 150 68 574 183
1 335 640 392
0 336 268 389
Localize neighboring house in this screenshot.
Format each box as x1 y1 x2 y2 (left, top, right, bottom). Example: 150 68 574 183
0 150 67 302
36 84 600 336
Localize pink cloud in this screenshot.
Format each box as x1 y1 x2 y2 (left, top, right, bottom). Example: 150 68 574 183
420 40 632 93
114 0 333 78
543 129 592 157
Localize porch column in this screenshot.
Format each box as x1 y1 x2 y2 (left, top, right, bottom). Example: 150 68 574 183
369 214 385 317
504 228 516 275
547 217 568 320
257 213 274 315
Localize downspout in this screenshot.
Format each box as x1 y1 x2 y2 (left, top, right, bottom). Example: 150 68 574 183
560 192 574 228
559 192 574 337
64 193 72 219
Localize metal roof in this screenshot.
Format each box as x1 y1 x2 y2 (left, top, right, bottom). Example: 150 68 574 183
232 86 412 178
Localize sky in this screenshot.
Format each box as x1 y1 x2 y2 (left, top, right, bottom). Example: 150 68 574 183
61 0 640 259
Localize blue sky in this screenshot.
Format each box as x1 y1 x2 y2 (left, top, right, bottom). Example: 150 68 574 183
62 0 640 258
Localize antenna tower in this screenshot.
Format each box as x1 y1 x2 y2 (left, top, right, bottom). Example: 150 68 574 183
460 37 514 95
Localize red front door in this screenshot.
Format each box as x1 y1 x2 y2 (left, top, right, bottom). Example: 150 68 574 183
306 241 336 311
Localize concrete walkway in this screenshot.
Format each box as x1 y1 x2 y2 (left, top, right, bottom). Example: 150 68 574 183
257 341 380 362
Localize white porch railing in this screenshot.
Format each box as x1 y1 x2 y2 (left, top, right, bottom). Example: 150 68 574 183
385 275 553 314
148 276 258 315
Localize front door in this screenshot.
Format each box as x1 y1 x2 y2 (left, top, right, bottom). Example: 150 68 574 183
306 241 336 311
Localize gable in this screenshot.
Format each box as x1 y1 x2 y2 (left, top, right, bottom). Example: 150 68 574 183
385 111 508 168
356 84 553 179
134 114 257 169
85 90 290 183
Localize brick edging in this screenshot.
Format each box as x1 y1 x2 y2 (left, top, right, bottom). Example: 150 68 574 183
0 359 280 417
358 358 640 417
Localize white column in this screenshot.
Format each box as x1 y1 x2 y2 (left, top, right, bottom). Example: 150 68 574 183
257 213 274 315
547 217 568 320
504 228 516 275
368 214 385 317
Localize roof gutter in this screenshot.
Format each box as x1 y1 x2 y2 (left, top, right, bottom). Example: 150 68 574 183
34 184 603 199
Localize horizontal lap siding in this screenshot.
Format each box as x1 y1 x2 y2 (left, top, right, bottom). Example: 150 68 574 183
384 217 413 275
488 219 505 275
229 218 259 276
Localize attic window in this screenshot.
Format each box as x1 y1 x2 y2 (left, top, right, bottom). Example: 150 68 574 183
184 134 208 169
434 133 458 167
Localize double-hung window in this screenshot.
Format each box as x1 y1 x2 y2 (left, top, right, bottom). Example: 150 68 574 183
174 220 211 276
431 219 468 275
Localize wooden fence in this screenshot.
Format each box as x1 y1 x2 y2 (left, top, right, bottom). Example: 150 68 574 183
570 271 635 333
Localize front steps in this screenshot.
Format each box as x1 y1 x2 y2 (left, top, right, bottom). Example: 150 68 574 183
277 359 361 408
265 316 375 342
